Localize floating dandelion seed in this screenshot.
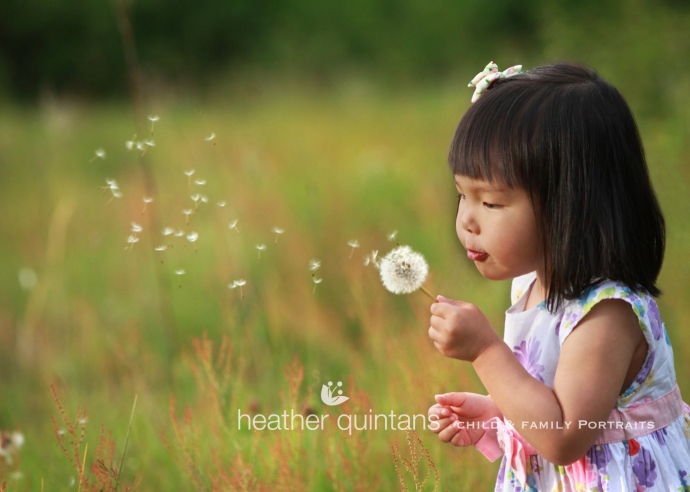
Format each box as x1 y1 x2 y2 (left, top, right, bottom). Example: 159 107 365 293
229 279 246 299
100 179 122 202
142 196 153 214
126 235 140 251
140 140 155 157
312 274 323 294
347 239 360 258
191 194 201 210
200 195 208 204
186 232 199 252
125 140 135 150
217 200 226 207
182 209 193 224
195 179 206 186
90 148 106 162
174 269 186 288
174 230 185 237
388 230 398 241
272 227 284 245
364 250 380 268
148 115 160 134
229 219 241 234
379 245 435 300
184 169 195 187
155 245 167 251
255 244 266 259
309 259 321 271
131 222 143 233
205 132 216 142
162 227 175 236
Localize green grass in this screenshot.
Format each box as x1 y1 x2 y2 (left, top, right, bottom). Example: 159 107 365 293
0 79 689 490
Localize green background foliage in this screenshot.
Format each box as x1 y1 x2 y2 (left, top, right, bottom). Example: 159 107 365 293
1 0 689 489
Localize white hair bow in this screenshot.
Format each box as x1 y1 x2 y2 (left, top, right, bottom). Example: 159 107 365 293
468 61 524 103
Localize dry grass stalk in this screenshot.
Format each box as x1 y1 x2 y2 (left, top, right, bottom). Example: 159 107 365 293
391 430 445 492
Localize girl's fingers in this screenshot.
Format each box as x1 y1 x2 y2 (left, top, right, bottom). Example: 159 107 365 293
450 427 475 447
437 417 461 443
428 404 451 418
430 416 454 434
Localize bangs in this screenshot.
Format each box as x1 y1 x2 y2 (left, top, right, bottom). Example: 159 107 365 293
448 77 548 196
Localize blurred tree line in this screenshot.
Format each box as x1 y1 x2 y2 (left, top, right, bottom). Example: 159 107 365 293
0 0 688 107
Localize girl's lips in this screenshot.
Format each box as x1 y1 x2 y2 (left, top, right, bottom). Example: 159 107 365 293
467 249 489 261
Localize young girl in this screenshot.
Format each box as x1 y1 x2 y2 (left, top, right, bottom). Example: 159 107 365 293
426 62 690 491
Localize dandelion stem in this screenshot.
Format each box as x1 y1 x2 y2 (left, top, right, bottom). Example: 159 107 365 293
115 394 138 490
419 285 437 302
240 286 244 300
349 248 354 259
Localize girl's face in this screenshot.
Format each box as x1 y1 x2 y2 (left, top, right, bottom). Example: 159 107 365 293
454 174 541 281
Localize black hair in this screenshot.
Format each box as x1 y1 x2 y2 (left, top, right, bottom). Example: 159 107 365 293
448 62 665 313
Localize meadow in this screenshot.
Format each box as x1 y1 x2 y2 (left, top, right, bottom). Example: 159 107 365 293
1 75 689 490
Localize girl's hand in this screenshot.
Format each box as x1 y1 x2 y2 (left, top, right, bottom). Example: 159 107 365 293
428 296 501 362
428 392 502 446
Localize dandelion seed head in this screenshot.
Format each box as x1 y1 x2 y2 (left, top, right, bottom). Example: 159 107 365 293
312 277 323 284
272 227 284 234
200 195 208 203
255 244 266 251
144 140 155 147
174 230 185 237
162 227 175 236
148 115 160 122
155 245 167 251
308 259 321 271
175 269 186 275
195 179 206 185
126 235 140 244
229 220 239 229
388 230 398 241
131 222 143 233
186 232 199 242
182 209 193 216
143 197 154 203
379 245 429 294
191 194 201 202
136 141 146 151
205 133 216 141
348 240 360 248
112 190 122 198
125 140 135 150
217 201 226 207
94 148 106 159
105 179 119 190
235 279 246 286
184 169 195 177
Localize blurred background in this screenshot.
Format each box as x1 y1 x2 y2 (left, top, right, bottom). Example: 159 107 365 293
1 0 690 489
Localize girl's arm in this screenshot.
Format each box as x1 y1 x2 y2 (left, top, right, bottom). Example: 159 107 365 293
472 299 643 465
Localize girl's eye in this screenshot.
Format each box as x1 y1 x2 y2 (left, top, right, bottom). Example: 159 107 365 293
484 202 502 209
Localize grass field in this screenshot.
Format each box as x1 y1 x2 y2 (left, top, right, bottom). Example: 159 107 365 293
1 79 689 490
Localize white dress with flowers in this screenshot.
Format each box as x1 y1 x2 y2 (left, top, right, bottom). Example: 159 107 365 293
486 271 690 492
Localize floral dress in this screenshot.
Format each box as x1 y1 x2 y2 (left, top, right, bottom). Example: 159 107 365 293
478 271 690 491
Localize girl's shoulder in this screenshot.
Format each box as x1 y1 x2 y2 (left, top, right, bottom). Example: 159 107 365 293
558 279 667 347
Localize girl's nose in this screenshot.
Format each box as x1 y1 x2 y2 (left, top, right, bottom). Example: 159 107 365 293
458 207 478 234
